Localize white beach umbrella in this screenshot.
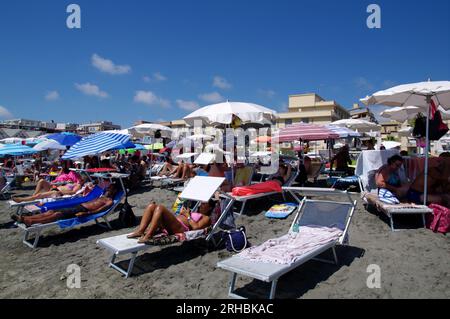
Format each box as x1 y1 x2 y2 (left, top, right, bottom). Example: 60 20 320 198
33 139 67 151
186 134 214 141
381 141 401 150
380 106 426 122
183 101 278 127
0 137 25 144
361 80 450 205
330 119 381 132
128 124 173 137
398 126 413 137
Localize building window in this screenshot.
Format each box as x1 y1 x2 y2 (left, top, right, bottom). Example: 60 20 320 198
285 119 292 126
302 118 309 123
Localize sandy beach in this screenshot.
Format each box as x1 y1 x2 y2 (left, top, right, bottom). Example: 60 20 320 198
1 182 449 299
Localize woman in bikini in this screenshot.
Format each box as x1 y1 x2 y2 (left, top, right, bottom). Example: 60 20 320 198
127 199 216 244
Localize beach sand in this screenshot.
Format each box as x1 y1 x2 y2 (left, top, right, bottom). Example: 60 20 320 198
1 182 449 299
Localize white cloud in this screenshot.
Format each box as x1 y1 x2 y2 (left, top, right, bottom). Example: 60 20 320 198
91 53 131 75
258 89 276 98
198 92 224 103
354 77 374 91
75 82 109 98
0 105 13 119
134 90 170 108
45 90 60 101
153 72 167 82
382 80 397 88
143 72 167 83
213 76 232 90
176 99 200 111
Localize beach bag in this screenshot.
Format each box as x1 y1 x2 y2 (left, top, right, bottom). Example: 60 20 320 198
427 204 450 234
223 226 248 253
413 101 449 141
377 188 400 204
118 199 137 227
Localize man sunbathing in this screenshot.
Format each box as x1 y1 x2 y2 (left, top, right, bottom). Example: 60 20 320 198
13 184 118 227
127 198 216 244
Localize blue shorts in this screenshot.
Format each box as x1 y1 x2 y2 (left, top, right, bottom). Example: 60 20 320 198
407 189 423 204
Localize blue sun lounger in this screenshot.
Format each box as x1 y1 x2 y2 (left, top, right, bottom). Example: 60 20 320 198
16 190 125 248
9 185 104 216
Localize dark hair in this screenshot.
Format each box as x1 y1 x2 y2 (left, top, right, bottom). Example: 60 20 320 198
272 175 285 185
387 155 403 165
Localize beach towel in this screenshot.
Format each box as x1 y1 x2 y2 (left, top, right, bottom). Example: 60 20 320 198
237 225 342 265
265 203 297 219
231 180 282 197
56 191 124 229
427 204 450 234
377 188 400 205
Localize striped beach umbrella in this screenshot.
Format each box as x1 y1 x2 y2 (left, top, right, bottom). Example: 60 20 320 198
0 144 37 156
62 132 131 159
275 123 340 142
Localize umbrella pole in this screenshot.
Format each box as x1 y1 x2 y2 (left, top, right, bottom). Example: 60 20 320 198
423 96 431 206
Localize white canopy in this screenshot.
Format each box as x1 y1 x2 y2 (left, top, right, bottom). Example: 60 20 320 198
330 119 381 132
380 106 425 122
128 124 173 137
33 139 67 151
381 141 401 150
183 101 278 126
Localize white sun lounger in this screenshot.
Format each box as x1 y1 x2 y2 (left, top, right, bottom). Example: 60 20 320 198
96 176 235 278
355 151 433 231
216 187 357 299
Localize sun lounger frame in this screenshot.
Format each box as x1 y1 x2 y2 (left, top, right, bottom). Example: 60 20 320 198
217 187 357 299
97 176 234 278
363 192 433 231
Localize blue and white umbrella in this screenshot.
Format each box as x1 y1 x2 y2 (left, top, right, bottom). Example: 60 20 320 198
47 132 82 147
62 132 131 159
0 144 38 156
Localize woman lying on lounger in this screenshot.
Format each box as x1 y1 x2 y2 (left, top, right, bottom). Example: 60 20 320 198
13 184 118 227
127 198 217 244
12 176 90 203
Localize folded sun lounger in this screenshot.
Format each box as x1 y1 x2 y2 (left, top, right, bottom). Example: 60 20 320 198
217 187 357 299
96 176 235 278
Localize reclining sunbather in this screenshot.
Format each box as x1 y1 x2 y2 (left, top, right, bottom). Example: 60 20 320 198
12 176 89 203
127 198 216 244
13 184 118 227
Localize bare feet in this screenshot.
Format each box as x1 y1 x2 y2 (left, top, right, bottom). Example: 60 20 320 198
127 231 144 239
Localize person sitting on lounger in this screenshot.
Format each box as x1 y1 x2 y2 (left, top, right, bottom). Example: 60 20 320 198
30 161 82 196
13 184 118 227
12 176 90 203
375 155 409 198
406 157 450 205
127 198 217 244
330 144 353 175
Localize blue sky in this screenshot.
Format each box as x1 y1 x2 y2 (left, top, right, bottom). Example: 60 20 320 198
0 0 449 128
